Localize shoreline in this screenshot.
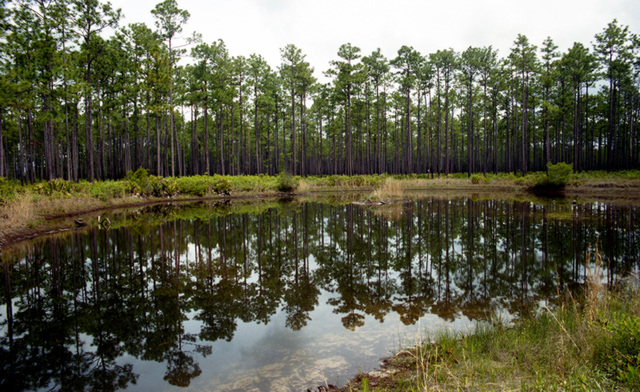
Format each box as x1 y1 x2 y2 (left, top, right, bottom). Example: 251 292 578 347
2 176 640 251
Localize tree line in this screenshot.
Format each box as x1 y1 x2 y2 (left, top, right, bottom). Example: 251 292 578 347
1 0 639 184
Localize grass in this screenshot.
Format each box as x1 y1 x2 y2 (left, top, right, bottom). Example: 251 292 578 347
341 248 640 391
3 169 640 246
370 178 405 200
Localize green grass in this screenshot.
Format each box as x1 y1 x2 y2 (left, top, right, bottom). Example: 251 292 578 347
3 169 640 209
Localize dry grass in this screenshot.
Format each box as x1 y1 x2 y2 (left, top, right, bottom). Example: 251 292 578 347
0 194 37 234
0 192 109 241
371 178 404 200
297 179 312 192
585 243 606 323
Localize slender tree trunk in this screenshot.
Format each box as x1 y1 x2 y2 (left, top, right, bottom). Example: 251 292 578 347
72 102 79 181
607 74 616 171
300 94 306 176
274 100 279 174
254 85 260 174
291 85 297 175
467 77 473 177
376 84 381 174
65 100 71 181
219 107 225 175
346 84 352 176
444 77 450 175
85 53 94 182
521 76 528 175
18 112 25 184
204 103 210 175
0 115 4 178
155 113 161 176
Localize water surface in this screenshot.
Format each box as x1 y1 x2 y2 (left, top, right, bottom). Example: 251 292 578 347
1 197 638 391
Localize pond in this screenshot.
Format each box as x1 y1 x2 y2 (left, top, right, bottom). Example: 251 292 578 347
1 196 639 391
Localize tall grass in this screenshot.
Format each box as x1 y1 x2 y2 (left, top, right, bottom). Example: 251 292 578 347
370 178 404 200
0 194 36 234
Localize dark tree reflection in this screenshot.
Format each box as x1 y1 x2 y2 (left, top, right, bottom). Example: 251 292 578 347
1 197 639 391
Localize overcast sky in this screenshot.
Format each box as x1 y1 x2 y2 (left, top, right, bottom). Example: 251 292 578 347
110 0 640 77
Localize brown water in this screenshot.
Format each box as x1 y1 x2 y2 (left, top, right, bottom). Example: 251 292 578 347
1 197 639 391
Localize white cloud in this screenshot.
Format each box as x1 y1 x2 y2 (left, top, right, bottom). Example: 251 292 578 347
110 0 639 77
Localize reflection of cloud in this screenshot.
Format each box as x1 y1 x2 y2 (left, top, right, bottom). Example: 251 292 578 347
240 323 306 370
212 322 351 391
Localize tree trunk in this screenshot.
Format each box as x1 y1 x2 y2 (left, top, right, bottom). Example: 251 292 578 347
0 115 4 178
73 102 79 181
85 53 94 182
291 86 296 175
156 113 161 176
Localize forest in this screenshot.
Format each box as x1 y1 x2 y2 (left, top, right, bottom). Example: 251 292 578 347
0 0 639 184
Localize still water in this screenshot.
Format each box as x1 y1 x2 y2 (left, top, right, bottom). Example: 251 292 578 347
1 197 639 391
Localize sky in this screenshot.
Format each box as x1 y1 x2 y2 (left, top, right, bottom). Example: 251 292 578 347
110 0 640 78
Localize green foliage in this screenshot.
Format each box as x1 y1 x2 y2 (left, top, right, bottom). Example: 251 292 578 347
311 174 384 188
174 176 210 196
125 168 177 197
174 175 231 196
276 171 298 192
90 181 127 201
597 314 640 388
210 176 231 194
0 177 16 204
360 377 370 392
33 179 76 196
547 162 574 186
470 174 482 184
530 162 574 189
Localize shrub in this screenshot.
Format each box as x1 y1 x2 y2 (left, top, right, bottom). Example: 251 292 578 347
0 177 16 203
276 171 298 192
529 162 574 189
470 174 482 184
91 181 127 201
547 162 573 186
212 177 231 194
175 176 209 196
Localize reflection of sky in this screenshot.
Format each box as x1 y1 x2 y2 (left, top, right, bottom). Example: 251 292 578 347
122 288 474 392
4 199 638 391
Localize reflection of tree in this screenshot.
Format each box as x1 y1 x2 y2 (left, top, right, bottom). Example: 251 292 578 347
283 207 320 330
164 350 202 387
1 197 639 391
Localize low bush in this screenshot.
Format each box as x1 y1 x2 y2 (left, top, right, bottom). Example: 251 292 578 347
276 171 298 192
32 178 76 196
529 162 574 189
210 176 231 194
175 176 210 196
91 180 127 201
125 168 178 197
0 177 16 204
